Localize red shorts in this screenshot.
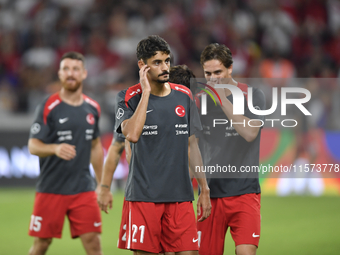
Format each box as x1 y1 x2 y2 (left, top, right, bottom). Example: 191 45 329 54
117 200 198 253
197 193 261 255
28 191 102 239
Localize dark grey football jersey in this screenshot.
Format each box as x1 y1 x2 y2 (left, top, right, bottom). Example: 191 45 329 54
113 131 125 143
29 93 101 195
197 83 266 198
115 83 202 202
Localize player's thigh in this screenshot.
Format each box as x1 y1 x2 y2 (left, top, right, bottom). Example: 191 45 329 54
161 202 198 253
235 244 257 255
119 201 164 253
197 198 227 255
229 193 261 247
28 192 68 238
67 191 102 238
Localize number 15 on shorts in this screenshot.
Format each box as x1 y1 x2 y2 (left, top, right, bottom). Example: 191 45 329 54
122 224 145 243
30 215 43 232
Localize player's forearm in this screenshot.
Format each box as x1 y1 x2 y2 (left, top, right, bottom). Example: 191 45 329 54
122 92 150 143
101 142 124 187
125 140 131 164
28 138 57 157
219 97 260 142
91 138 104 184
188 136 210 193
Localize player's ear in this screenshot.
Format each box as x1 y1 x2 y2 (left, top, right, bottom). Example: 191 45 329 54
138 59 145 69
228 64 233 76
82 68 88 80
57 69 62 80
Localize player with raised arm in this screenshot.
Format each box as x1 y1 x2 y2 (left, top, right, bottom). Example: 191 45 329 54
196 43 266 255
98 65 198 215
27 52 104 255
114 35 211 255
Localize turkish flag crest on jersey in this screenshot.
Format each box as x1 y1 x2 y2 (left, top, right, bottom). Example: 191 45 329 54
175 105 186 117
86 113 95 125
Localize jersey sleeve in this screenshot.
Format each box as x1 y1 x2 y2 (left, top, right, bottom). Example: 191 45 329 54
29 101 51 141
246 87 266 123
113 131 125 144
190 96 203 137
93 111 100 140
115 90 134 134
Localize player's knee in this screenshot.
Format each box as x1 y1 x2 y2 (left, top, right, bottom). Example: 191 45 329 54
36 238 52 248
29 238 52 254
81 232 102 255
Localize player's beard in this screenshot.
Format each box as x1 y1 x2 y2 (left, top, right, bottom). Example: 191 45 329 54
157 72 170 83
157 77 169 83
62 79 82 92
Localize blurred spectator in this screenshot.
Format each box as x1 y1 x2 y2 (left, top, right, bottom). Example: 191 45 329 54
0 0 338 130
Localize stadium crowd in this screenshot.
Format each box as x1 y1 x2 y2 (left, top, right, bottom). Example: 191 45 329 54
0 0 339 129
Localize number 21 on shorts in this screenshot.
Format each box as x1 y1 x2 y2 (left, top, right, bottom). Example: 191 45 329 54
122 224 145 243
30 215 42 232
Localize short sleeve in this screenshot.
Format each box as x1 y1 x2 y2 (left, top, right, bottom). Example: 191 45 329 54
246 88 266 122
29 101 51 141
93 109 101 140
115 90 134 133
113 131 125 144
190 97 203 137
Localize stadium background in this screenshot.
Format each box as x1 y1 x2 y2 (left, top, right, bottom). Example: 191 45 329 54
0 0 340 254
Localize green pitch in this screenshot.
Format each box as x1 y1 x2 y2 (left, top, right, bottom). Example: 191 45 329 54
1 188 340 255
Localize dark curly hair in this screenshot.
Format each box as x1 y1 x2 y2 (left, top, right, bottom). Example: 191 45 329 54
200 43 233 68
169 65 197 91
60 51 85 64
136 35 171 63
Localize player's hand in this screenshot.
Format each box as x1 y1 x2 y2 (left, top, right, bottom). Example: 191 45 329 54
97 186 113 214
139 64 151 93
197 190 212 222
55 143 76 160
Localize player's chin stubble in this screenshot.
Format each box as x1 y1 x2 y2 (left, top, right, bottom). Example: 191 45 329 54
63 82 82 92
157 78 169 83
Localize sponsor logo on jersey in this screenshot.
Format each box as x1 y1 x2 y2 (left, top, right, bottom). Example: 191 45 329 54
175 124 187 128
143 125 157 130
175 105 186 117
176 130 188 135
142 130 158 135
86 113 95 125
142 125 158 135
146 109 153 114
116 108 124 119
57 130 73 141
30 123 41 134
175 123 188 135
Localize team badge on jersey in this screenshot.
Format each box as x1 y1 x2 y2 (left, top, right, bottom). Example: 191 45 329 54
116 108 124 119
86 113 95 125
31 123 41 134
175 105 186 117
